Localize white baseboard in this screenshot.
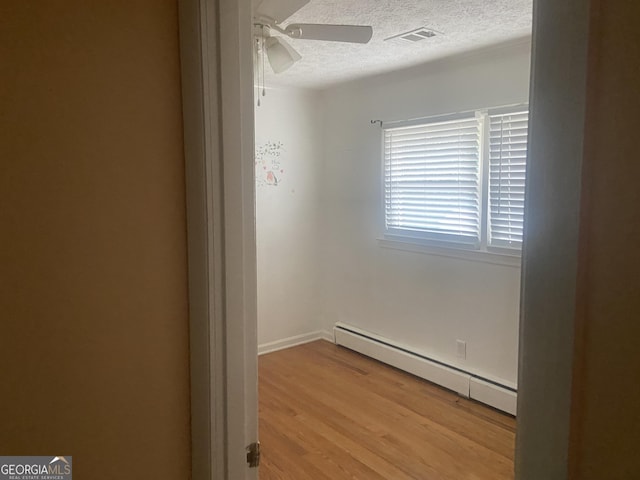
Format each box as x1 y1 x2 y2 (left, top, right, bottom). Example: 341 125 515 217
470 377 517 415
333 323 517 415
258 330 333 355
320 329 335 343
334 325 470 397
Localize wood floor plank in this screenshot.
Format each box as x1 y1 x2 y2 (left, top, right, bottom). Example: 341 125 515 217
274 345 515 458
264 361 511 478
259 340 516 480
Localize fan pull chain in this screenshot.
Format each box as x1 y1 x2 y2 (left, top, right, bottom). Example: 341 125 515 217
261 27 267 99
254 37 260 107
259 34 263 106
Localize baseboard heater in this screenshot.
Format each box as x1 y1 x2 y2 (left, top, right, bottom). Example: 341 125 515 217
333 323 517 416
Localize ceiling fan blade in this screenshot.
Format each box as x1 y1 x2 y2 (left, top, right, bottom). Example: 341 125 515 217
285 24 373 43
255 0 310 24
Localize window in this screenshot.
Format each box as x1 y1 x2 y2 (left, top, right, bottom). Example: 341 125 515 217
488 109 529 248
384 115 482 246
383 106 529 254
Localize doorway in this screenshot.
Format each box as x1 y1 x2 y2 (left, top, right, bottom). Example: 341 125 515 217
179 0 597 478
252 1 531 478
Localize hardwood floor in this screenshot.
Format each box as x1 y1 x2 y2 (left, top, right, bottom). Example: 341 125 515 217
259 340 516 480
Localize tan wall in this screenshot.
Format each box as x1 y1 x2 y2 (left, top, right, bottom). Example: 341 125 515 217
570 1 640 478
0 1 191 478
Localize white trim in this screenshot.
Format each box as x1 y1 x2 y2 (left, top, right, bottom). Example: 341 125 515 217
334 325 471 398
219 0 259 478
180 0 257 478
335 321 517 390
258 330 335 355
515 0 591 475
378 236 522 268
178 0 225 478
334 322 519 414
470 377 517 416
321 329 336 343
258 331 332 355
379 102 528 129
382 110 479 130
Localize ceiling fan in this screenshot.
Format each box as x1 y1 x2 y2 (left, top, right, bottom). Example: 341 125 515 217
254 0 374 74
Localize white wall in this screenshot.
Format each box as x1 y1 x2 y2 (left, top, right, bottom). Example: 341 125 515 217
254 87 323 346
317 40 531 386
255 41 531 386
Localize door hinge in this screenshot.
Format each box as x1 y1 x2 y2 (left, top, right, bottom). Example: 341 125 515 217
246 441 261 468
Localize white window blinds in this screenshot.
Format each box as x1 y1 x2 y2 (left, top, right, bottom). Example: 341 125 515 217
488 110 529 248
384 116 482 245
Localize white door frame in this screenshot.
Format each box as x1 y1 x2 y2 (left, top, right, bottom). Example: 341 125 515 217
515 0 592 478
179 0 258 479
178 0 594 478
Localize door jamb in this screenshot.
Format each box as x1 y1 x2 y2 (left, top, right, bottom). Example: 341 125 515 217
516 0 592 478
179 0 257 479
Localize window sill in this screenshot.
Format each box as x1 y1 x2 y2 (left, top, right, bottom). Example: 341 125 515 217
377 236 522 268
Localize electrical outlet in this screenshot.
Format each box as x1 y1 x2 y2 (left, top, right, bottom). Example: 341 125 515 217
456 340 467 359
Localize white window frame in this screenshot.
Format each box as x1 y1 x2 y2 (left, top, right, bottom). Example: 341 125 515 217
379 105 528 266
383 111 484 249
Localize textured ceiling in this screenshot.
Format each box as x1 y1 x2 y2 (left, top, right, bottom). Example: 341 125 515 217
255 0 532 89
